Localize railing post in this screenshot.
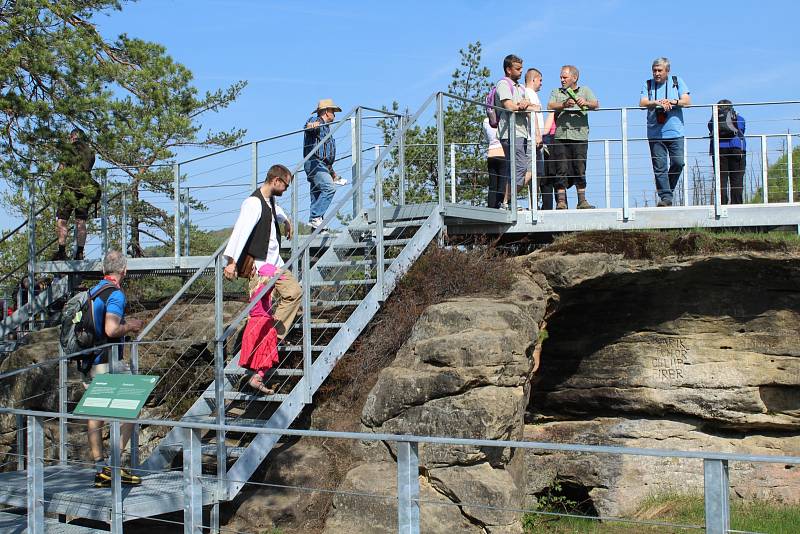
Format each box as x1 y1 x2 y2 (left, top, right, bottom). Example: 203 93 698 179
58 345 67 464
251 140 258 190
787 134 794 204
101 170 108 254
509 113 518 222
183 427 203 534
621 108 630 221
450 142 456 203
530 137 539 221
604 139 611 208
712 104 723 217
703 459 730 534
174 162 181 265
121 191 128 256
302 248 313 404
214 254 227 501
352 108 363 218
130 342 139 469
183 188 191 257
761 135 769 204
27 177 35 332
110 419 123 533
398 115 407 206
683 136 690 206
291 161 299 275
26 415 44 534
374 146 385 301
16 414 25 470
397 441 420 534
436 93 446 212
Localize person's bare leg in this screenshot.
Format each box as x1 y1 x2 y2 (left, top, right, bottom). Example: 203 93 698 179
75 219 87 247
56 219 69 246
88 419 104 462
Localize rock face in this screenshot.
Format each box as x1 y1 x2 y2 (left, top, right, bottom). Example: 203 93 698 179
522 252 800 516
324 274 547 533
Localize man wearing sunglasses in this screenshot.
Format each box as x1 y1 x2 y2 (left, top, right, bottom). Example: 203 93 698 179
223 164 301 340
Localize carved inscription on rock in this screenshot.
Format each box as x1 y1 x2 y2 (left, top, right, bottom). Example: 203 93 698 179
652 338 690 382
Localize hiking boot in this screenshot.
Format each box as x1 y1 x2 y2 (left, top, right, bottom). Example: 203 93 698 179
94 465 142 487
657 198 673 207
51 249 67 261
576 199 595 209
556 200 568 210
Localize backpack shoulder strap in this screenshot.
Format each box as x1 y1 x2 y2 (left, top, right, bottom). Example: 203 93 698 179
647 79 653 95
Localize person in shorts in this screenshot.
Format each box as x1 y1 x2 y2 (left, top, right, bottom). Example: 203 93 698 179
53 128 99 261
82 250 144 487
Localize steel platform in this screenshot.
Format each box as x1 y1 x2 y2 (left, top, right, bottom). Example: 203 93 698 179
0 465 219 523
0 511 106 533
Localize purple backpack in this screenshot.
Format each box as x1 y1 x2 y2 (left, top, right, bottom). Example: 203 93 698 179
485 78 515 128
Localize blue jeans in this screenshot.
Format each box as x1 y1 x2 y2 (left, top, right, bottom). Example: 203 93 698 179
304 160 335 220
649 138 685 201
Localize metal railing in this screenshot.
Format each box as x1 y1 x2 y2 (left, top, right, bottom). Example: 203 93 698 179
4 405 798 534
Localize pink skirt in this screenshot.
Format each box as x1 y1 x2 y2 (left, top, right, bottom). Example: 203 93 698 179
239 316 279 375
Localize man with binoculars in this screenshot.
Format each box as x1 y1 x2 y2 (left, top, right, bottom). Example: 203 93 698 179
640 57 691 207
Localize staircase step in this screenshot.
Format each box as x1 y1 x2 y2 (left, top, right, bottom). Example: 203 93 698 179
225 367 306 377
350 219 426 231
311 300 362 309
384 238 412 247
203 391 290 402
310 279 376 287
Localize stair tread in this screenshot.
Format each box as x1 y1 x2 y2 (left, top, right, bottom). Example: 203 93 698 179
225 367 305 376
203 391 290 402
310 278 376 286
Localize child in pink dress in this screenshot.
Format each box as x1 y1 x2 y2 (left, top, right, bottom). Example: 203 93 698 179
239 264 280 394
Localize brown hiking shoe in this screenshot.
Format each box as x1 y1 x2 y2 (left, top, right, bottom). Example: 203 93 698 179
576 199 595 209
556 200 568 210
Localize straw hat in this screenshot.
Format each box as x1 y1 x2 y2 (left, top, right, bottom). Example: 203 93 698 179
313 98 342 113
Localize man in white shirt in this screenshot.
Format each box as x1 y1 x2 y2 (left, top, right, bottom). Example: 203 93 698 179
223 164 301 339
524 68 545 194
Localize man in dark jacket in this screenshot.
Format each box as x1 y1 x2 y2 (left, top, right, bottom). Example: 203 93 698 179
708 99 747 205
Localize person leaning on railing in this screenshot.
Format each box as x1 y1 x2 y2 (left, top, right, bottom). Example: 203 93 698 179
639 57 691 207
708 99 747 205
495 54 532 210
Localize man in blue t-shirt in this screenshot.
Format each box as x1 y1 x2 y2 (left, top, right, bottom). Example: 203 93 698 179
639 57 691 206
83 250 144 487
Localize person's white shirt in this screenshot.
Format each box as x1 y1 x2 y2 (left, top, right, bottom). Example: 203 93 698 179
525 87 544 133
223 196 288 269
482 118 504 159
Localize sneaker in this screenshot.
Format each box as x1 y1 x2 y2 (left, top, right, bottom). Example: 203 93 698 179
51 249 66 261
576 199 595 209
94 465 142 487
309 217 323 229
556 200 568 210
332 176 348 186
657 199 673 207
499 202 509 210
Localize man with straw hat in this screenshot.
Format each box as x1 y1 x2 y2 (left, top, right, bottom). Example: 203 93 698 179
303 98 347 230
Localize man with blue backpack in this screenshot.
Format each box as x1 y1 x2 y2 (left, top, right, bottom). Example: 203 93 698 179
68 250 143 487
640 57 691 206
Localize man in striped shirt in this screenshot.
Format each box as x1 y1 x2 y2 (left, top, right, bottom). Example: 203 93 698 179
304 99 347 229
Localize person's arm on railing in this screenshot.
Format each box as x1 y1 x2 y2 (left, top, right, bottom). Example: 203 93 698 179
104 313 143 338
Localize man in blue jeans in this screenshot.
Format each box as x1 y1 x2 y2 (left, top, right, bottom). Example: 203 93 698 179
303 99 347 229
639 57 691 206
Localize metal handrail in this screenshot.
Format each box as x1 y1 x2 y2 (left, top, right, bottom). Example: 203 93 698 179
0 204 49 245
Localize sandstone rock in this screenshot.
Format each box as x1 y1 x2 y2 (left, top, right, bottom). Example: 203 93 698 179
530 255 800 430
429 462 523 531
323 462 477 534
523 418 800 517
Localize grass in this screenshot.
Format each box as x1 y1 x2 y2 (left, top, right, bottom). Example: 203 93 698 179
522 494 800 533
544 228 800 260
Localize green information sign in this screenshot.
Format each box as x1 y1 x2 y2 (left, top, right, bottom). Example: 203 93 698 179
74 374 160 419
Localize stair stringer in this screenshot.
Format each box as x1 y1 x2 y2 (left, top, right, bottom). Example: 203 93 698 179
0 275 70 338
225 209 442 497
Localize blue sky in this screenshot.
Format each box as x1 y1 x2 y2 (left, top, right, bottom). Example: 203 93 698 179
5 0 799 242
96 0 799 142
